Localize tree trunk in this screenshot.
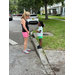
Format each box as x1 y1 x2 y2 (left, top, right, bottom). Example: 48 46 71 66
44 2 48 19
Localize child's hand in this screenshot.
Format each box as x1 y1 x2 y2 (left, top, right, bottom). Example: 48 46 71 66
36 29 37 32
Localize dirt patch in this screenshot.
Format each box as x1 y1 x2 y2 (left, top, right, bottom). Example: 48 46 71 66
52 67 60 72
34 32 54 37
43 32 54 36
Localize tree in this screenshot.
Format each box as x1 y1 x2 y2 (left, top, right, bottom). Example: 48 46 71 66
17 0 30 13
41 0 65 19
17 0 43 13
17 0 65 19
62 1 65 7
9 0 18 13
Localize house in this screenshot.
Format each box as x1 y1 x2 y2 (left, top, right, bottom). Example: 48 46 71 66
40 2 65 16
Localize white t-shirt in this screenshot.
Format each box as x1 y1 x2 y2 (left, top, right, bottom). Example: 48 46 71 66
37 26 43 36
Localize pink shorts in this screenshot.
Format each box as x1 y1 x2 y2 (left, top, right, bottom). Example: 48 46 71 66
22 32 29 37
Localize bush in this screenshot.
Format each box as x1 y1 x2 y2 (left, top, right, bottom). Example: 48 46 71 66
42 14 45 15
53 14 61 16
11 12 15 14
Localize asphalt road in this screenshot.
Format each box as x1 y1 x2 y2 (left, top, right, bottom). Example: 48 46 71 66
9 16 47 75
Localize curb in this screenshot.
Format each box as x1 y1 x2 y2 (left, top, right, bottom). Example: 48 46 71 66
30 33 55 75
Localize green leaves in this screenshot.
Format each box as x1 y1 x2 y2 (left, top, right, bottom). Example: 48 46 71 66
9 0 18 13
10 0 65 14
17 0 43 13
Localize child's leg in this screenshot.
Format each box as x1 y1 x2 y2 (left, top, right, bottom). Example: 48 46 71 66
39 39 42 47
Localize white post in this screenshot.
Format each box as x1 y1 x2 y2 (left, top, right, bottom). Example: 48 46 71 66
40 7 43 15
40 8 41 15
31 8 32 14
59 7 61 14
30 8 32 14
16 11 17 14
24 8 25 12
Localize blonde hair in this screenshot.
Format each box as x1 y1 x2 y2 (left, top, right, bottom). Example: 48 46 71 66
21 11 30 19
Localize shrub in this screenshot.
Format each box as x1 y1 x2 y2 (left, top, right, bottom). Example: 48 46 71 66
53 14 61 16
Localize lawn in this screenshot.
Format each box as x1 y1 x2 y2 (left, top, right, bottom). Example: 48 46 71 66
37 14 65 20
49 16 65 20
35 16 65 50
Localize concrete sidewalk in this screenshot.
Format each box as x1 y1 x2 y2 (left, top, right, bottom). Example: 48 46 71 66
9 37 46 75
45 50 65 75
49 18 65 21
31 32 65 75
41 17 65 21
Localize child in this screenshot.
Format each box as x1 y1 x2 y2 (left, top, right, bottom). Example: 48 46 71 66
36 21 44 49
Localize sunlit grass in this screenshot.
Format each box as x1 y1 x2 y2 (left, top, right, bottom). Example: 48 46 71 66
35 17 65 50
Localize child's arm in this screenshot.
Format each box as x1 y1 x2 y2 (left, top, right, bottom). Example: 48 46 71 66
36 29 41 33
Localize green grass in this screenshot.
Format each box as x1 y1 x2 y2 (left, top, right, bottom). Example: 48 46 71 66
35 17 65 50
49 16 65 20
37 14 65 20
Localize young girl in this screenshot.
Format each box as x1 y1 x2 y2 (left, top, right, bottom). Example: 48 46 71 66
21 11 31 54
36 21 44 49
